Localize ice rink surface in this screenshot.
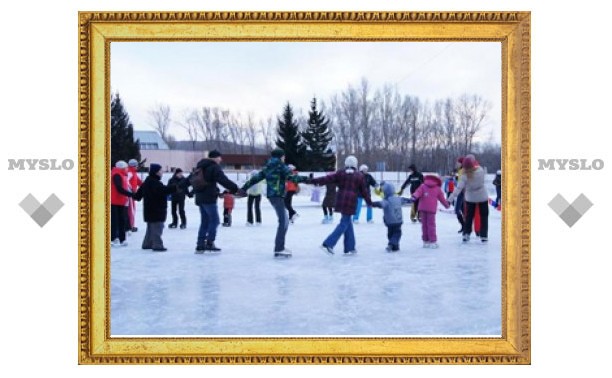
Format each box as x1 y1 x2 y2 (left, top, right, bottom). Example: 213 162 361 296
111 183 501 337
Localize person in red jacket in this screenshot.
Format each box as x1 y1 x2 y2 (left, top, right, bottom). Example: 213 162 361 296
284 164 300 223
110 160 134 247
126 159 142 232
221 190 235 227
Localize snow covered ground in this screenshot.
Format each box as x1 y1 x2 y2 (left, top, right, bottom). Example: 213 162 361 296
111 179 501 337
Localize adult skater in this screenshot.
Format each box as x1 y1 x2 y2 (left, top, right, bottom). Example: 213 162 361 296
353 164 377 224
448 154 489 242
238 149 309 257
246 170 264 226
321 172 337 224
191 150 239 253
398 164 424 222
126 159 142 232
132 163 177 251
167 168 190 229
284 164 300 223
110 160 134 247
310 155 373 255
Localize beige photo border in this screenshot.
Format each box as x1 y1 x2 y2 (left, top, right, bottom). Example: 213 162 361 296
78 11 530 364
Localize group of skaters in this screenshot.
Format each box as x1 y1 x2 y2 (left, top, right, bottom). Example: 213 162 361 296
110 147 499 257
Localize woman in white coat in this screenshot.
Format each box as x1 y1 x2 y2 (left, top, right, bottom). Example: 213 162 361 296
449 154 489 242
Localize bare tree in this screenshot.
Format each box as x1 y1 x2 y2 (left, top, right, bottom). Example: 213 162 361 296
455 94 491 154
178 110 199 151
148 104 172 145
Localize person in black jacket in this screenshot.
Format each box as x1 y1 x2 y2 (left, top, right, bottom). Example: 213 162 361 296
353 164 377 223
190 150 238 253
399 163 425 222
133 163 177 252
167 168 191 229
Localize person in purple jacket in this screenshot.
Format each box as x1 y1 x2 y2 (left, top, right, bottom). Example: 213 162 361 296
310 155 373 255
411 174 451 249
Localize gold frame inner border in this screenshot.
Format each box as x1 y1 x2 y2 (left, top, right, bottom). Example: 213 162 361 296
78 11 530 364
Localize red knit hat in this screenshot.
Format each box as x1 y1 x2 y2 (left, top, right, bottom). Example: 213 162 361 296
462 155 476 170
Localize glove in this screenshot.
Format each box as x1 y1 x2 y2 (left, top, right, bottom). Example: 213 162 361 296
397 189 403 195
235 188 247 198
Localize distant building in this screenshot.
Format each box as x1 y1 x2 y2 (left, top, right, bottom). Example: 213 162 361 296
133 130 269 172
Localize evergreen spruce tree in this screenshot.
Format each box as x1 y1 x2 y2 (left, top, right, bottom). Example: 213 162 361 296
111 92 141 166
276 102 306 169
301 97 335 171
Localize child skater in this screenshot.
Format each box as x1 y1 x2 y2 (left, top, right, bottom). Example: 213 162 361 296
411 174 450 249
321 172 337 224
221 189 234 227
371 182 404 252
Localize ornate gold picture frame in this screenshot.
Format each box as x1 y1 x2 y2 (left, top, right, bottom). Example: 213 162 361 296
78 11 530 364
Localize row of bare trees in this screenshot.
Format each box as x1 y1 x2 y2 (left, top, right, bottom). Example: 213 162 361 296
146 78 499 173
327 79 495 173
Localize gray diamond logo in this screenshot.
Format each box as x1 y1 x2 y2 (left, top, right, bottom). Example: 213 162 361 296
548 193 593 227
19 193 64 227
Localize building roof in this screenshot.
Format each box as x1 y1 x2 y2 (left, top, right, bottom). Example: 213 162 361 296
133 130 169 150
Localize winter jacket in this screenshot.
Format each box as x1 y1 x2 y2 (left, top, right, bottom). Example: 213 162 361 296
133 173 176 223
223 193 235 210
412 175 450 213
191 158 238 205
286 171 300 192
111 167 131 206
322 181 337 208
242 157 308 198
372 182 403 225
400 171 424 194
246 177 264 196
311 169 372 215
359 173 377 196
127 167 142 192
168 174 189 201
493 173 502 188
449 166 488 203
443 177 455 193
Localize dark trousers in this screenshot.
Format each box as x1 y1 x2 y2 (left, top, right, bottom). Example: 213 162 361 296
455 191 465 228
495 187 501 205
284 191 297 219
223 208 232 226
111 205 127 242
170 199 186 226
463 201 489 238
386 223 402 248
322 206 333 216
247 194 262 224
142 222 165 249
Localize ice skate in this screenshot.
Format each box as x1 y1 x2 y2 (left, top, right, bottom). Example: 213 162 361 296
481 237 488 243
180 224 186 229
120 240 129 247
274 249 292 258
321 244 334 255
423 242 430 248
344 250 357 255
168 223 177 229
205 241 221 252
246 222 254 227
111 238 120 248
429 243 439 249
462 234 470 242
152 247 167 252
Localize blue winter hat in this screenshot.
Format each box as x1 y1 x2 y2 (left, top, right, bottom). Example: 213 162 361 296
149 163 162 174
271 148 285 158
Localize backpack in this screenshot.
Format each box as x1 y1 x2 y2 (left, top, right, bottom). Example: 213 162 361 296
189 166 210 191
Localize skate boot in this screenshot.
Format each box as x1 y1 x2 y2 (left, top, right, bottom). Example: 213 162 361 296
274 249 292 258
321 244 334 255
205 241 221 252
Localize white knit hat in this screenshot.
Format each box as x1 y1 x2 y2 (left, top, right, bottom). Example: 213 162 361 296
359 164 368 172
115 160 128 169
344 155 358 169
128 159 138 167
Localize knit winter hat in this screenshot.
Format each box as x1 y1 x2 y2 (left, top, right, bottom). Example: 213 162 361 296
115 160 128 169
344 155 358 169
208 150 222 158
287 164 296 170
150 163 162 174
462 155 476 170
271 148 285 158
174 168 183 174
408 163 417 171
359 164 368 172
128 159 138 167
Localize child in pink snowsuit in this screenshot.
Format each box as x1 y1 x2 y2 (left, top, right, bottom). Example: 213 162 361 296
411 175 450 248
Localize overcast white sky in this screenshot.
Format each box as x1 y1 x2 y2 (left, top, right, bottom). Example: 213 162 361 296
111 41 501 143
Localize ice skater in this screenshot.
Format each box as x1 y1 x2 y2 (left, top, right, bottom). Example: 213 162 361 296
167 168 190 229
221 190 234 227
238 149 309 257
132 163 177 252
492 169 502 209
126 159 142 233
371 182 403 252
399 164 425 222
411 174 450 249
353 164 377 224
284 164 300 223
321 172 336 224
310 155 373 255
110 160 134 247
448 154 490 243
246 170 263 226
